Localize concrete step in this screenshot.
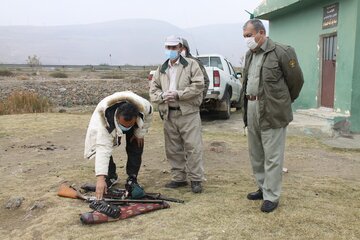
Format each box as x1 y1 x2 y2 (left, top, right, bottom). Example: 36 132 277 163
289 108 350 137
296 107 349 120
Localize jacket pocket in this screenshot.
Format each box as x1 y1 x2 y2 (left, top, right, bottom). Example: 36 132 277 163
262 61 281 82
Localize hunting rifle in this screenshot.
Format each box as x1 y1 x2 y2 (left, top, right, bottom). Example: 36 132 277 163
57 183 165 205
81 183 185 203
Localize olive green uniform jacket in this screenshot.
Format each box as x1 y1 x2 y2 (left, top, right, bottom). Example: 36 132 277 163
242 38 304 129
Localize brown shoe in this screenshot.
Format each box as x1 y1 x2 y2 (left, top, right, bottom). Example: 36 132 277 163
164 181 188 188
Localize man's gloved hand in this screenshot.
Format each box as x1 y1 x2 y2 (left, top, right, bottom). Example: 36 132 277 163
163 91 179 103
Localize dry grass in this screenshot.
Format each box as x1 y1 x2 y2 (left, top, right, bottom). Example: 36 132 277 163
0 113 359 240
0 91 52 115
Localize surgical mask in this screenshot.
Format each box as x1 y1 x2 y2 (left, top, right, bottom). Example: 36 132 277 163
180 50 187 57
245 37 258 50
165 49 179 60
118 123 133 132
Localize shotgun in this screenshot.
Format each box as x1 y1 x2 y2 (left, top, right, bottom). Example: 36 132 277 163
81 183 185 203
57 183 165 205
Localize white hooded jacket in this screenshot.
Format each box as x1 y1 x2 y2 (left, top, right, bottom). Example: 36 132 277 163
84 91 153 176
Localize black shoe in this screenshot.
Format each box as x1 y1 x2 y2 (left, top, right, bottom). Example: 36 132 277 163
164 181 188 188
125 174 139 192
247 189 263 200
126 174 138 185
191 181 203 193
105 173 118 188
261 200 278 213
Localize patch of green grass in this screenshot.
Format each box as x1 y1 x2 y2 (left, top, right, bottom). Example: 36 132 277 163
49 72 68 78
0 68 13 76
100 73 124 79
0 132 8 138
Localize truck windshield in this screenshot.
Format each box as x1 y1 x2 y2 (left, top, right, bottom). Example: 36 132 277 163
198 57 223 70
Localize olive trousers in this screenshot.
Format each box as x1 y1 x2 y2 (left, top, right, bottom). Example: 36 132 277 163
247 101 286 202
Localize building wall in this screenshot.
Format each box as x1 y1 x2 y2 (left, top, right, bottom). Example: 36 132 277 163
260 0 357 113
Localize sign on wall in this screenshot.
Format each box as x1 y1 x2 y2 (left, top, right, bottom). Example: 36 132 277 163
322 3 339 29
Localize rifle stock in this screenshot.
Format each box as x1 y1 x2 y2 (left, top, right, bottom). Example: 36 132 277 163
58 183 88 200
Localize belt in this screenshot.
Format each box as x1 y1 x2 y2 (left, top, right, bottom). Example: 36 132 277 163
169 106 181 111
246 95 259 101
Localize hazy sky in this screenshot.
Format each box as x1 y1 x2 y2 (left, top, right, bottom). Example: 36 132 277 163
1 0 263 28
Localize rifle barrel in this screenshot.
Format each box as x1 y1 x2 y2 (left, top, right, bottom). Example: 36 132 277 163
86 197 164 204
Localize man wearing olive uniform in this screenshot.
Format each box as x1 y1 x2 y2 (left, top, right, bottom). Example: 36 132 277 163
242 19 304 212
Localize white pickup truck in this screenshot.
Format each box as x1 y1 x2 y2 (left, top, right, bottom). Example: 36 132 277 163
197 54 242 119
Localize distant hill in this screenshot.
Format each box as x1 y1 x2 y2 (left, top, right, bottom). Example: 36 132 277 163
0 19 250 66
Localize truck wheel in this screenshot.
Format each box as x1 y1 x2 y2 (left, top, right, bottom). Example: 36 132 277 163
220 91 231 119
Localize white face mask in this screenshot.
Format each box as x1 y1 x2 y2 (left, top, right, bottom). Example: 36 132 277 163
118 123 133 132
180 50 187 57
245 37 258 50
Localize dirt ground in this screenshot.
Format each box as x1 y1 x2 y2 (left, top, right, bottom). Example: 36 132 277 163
0 110 359 240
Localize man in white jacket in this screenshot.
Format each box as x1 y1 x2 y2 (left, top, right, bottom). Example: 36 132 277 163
84 91 153 199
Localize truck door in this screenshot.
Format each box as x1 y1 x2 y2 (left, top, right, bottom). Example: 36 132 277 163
224 59 239 101
228 61 241 100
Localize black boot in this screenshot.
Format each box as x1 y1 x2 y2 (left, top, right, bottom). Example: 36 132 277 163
247 189 263 200
191 181 203 193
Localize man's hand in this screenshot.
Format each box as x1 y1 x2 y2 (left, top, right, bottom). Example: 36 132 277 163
130 135 144 148
163 91 179 103
96 175 107 200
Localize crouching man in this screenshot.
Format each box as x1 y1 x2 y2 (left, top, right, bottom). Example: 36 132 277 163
84 91 153 199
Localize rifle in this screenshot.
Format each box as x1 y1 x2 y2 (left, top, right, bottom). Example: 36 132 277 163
81 183 185 203
57 183 165 205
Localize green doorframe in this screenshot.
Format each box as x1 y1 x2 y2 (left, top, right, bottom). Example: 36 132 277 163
350 0 360 132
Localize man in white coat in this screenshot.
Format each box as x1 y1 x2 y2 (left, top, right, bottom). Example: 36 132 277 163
84 91 153 199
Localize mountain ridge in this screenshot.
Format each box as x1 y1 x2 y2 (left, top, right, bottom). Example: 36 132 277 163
0 19 248 66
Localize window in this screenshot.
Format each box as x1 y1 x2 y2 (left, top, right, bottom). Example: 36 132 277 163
198 56 223 70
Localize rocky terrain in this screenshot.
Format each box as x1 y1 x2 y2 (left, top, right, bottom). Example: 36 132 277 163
0 68 151 108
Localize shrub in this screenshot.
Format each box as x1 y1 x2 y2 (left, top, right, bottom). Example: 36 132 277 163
26 55 41 69
0 69 13 77
49 72 68 78
136 71 149 79
100 73 124 79
82 66 95 72
0 91 52 115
